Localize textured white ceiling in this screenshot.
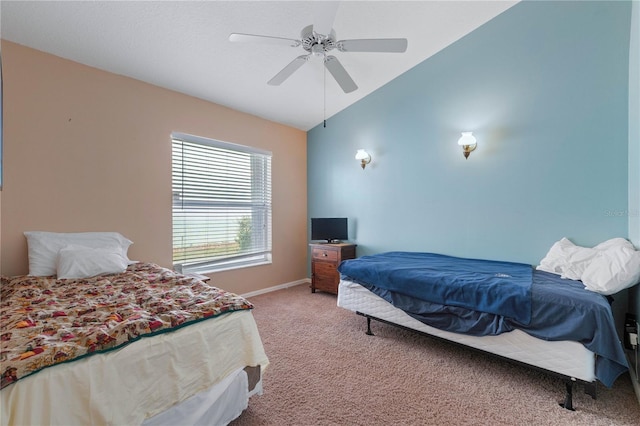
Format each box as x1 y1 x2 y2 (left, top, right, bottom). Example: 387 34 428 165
1 1 518 131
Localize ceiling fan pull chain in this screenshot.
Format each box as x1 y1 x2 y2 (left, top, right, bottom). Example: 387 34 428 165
323 62 327 128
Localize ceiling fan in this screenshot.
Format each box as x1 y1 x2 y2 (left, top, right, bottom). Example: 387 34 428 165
228 3 407 94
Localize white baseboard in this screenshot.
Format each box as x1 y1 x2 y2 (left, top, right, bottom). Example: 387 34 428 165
241 278 309 298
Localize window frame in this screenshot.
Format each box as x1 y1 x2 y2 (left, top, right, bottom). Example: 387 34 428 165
171 132 272 274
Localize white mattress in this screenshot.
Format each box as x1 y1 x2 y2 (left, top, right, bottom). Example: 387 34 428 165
338 279 595 382
0 310 269 426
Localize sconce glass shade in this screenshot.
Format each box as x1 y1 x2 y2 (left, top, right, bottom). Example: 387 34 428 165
457 132 477 159
355 149 372 169
458 132 476 146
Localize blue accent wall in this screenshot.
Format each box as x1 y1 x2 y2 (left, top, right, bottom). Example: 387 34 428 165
308 0 632 266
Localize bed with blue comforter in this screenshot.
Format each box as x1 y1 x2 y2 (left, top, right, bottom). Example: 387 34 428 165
337 251 628 389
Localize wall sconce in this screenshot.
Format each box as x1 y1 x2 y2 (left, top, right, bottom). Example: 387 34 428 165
355 149 372 170
458 132 477 159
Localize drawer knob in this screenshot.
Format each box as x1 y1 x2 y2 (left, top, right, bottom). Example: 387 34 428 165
322 252 327 257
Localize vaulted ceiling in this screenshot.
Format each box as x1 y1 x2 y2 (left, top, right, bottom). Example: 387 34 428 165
1 1 518 131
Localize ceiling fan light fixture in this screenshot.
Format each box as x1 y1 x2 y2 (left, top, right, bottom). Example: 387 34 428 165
311 44 325 57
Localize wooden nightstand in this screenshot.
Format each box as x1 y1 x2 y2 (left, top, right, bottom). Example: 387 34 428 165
310 243 356 294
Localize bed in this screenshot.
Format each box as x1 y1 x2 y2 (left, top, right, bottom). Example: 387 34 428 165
337 250 633 410
0 231 269 425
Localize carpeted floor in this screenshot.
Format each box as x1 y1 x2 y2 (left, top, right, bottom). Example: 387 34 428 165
230 283 640 426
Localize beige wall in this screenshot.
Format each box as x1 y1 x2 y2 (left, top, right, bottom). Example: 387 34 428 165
0 192 2 276
0 41 308 295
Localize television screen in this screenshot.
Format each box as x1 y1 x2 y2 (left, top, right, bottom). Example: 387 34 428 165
311 218 348 243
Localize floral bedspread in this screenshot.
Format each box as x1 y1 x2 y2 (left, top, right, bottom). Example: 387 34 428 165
0 263 253 389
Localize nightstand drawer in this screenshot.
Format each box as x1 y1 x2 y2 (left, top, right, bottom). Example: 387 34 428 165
312 247 338 262
314 261 339 276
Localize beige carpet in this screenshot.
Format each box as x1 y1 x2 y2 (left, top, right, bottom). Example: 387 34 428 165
231 284 640 426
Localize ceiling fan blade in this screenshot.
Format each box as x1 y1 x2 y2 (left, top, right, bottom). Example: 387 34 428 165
324 55 358 93
312 1 339 37
229 33 300 48
268 55 310 86
338 38 408 53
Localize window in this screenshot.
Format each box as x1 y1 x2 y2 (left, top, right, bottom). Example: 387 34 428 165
172 133 272 273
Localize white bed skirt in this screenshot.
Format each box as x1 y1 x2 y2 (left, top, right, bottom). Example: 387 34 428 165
144 366 263 426
337 279 596 383
1 310 268 426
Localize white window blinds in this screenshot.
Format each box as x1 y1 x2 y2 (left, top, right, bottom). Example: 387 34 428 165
172 133 272 273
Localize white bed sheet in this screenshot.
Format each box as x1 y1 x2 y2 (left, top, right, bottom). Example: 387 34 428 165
337 279 595 382
1 310 269 426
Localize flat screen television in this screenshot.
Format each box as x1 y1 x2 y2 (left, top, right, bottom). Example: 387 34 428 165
311 217 348 243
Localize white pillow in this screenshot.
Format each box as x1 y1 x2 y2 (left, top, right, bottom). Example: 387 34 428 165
536 237 575 275
24 231 134 276
537 237 612 280
593 237 634 251
582 246 640 295
57 245 128 279
560 245 598 281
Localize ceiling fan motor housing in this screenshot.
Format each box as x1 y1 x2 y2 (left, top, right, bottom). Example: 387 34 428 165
301 24 336 55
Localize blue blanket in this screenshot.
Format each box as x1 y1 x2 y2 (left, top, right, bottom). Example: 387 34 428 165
338 252 533 324
338 252 628 387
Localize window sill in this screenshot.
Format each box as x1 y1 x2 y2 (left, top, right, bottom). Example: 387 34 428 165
184 259 272 275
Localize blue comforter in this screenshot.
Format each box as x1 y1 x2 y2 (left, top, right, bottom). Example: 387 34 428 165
338 252 628 387
338 252 533 324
